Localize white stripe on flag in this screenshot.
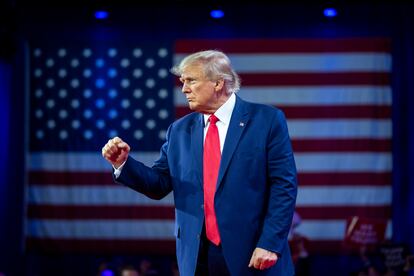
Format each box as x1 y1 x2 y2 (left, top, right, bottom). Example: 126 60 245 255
295 152 391 172
27 219 175 239
296 186 391 206
28 152 392 172
28 186 174 205
174 53 392 72
28 185 389 206
295 220 392 240
288 120 391 138
174 86 392 106
27 219 392 241
28 152 160 171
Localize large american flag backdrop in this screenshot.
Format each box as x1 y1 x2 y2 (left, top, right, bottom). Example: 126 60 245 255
26 38 392 254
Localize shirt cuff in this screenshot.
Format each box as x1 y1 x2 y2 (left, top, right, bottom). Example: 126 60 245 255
113 161 126 178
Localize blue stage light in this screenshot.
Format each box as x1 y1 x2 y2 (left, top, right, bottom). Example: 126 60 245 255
95 10 109 20
210 9 224 19
100 269 114 276
324 8 337 17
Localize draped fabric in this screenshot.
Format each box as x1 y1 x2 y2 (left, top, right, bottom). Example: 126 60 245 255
391 14 414 260
25 38 394 253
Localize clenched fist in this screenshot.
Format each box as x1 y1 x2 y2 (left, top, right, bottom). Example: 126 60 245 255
248 247 278 270
101 137 131 168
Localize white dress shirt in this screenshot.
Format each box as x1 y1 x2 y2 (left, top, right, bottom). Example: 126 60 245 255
203 92 236 153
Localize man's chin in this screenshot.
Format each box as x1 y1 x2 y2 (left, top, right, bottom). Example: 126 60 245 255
188 103 197 111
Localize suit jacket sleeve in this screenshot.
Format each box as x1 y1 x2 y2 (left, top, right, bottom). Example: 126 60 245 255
114 125 173 200
256 109 297 255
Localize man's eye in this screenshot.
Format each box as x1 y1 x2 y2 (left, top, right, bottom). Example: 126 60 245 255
181 79 196 85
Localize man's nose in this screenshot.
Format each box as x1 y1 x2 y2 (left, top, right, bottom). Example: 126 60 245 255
181 83 190 93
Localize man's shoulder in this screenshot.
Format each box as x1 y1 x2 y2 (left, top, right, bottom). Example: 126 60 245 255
238 96 284 117
171 111 200 128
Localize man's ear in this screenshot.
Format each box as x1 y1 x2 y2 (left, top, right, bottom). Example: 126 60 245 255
214 79 225 91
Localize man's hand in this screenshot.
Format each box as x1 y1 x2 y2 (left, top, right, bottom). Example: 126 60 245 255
248 247 278 270
101 137 131 168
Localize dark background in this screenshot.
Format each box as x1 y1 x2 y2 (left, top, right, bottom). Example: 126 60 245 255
1 1 413 275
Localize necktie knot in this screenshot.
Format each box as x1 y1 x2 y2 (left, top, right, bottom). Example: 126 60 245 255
209 114 219 125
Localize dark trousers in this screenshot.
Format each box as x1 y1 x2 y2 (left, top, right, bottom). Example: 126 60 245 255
195 229 231 276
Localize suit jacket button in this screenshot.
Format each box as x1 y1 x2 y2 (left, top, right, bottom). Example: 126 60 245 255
197 234 200 239
201 204 204 209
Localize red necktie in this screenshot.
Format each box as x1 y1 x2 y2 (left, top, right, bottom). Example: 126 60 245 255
203 114 221 245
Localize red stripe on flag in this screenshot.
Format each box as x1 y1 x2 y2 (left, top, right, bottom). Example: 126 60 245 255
295 206 391 220
26 238 176 254
175 38 391 53
25 238 354 255
175 106 191 118
29 172 115 186
28 172 390 186
239 73 390 86
27 205 175 219
281 105 391 119
26 238 392 255
176 105 391 119
298 172 391 186
26 238 368 254
27 205 390 221
292 139 391 152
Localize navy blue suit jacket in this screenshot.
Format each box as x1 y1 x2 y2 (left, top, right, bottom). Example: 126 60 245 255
116 95 297 275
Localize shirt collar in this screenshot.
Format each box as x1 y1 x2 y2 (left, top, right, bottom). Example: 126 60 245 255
203 93 236 126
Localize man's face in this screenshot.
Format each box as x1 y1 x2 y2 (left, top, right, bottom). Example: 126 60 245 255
179 63 217 113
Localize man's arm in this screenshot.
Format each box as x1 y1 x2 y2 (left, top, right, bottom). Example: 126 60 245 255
102 134 172 200
249 109 298 270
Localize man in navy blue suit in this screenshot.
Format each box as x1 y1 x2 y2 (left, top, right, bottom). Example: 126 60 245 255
102 50 297 275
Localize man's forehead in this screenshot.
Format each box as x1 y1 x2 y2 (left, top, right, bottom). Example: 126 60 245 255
180 63 204 77
180 72 203 80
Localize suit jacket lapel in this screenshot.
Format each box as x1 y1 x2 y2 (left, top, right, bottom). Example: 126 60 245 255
216 96 250 191
190 113 204 187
